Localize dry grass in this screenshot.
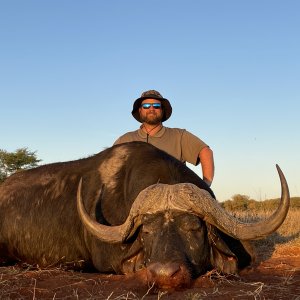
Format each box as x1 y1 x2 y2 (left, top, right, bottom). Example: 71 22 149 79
1 209 299 299
2 270 298 300
228 208 300 238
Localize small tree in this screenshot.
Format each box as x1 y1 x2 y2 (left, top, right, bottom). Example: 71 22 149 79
223 194 251 211
230 194 250 211
0 148 41 183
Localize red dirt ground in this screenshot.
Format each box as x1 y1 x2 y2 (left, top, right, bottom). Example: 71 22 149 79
1 245 299 299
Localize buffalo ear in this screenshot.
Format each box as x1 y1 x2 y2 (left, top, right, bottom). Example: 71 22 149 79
210 247 238 274
207 225 238 274
207 225 254 273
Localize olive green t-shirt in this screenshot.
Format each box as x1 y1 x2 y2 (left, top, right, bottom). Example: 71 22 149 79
113 126 208 166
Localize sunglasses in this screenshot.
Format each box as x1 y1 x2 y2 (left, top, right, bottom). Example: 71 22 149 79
141 103 162 109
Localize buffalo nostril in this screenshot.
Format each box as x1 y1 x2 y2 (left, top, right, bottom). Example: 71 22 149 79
148 262 181 277
146 262 192 289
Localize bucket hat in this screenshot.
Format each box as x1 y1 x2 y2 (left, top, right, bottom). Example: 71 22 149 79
132 90 172 123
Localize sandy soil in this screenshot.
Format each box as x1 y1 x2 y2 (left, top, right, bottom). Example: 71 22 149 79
1 245 299 300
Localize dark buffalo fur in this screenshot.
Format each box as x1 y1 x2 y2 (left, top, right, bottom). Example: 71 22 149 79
0 142 250 281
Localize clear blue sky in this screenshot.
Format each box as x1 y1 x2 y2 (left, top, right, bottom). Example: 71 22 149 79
1 0 299 201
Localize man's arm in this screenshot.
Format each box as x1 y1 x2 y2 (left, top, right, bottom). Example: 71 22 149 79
199 146 215 187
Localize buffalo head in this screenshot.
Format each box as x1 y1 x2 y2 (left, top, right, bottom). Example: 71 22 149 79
77 165 289 289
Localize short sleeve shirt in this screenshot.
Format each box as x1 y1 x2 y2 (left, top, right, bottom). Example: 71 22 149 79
113 126 208 166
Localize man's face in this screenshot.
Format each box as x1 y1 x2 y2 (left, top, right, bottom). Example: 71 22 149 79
139 99 163 125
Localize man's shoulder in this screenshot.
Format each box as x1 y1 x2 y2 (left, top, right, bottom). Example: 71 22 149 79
164 126 187 136
164 126 204 143
114 129 140 145
119 129 139 138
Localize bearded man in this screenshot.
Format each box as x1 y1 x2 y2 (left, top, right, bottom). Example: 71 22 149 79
113 90 214 187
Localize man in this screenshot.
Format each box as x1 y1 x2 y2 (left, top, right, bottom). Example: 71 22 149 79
113 90 215 187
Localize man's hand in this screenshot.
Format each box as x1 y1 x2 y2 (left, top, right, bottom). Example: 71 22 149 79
203 177 212 187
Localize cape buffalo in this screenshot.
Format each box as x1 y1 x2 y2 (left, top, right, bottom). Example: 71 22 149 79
0 141 290 289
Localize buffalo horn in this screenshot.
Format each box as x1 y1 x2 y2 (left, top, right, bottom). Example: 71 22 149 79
172 164 290 240
77 165 289 242
77 178 134 243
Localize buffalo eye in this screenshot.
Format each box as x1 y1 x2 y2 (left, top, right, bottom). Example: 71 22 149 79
180 219 202 232
141 225 153 235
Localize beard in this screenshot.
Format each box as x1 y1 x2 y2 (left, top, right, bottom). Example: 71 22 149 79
140 112 163 125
